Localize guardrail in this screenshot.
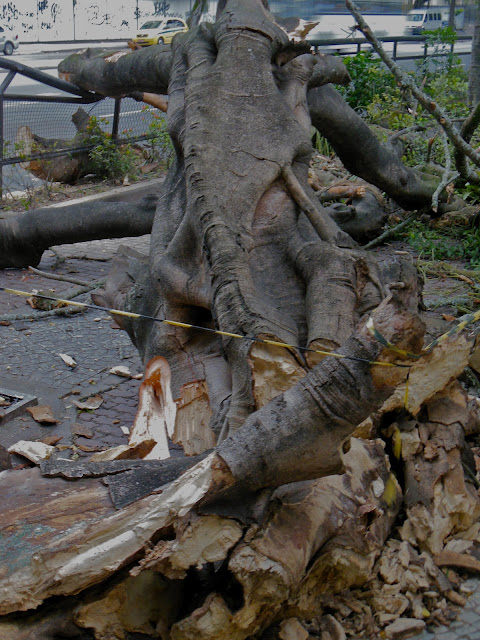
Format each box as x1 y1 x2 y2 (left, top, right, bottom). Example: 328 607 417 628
308 33 473 61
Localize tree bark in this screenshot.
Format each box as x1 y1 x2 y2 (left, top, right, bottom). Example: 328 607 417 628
469 18 480 105
0 194 157 269
1 2 478 637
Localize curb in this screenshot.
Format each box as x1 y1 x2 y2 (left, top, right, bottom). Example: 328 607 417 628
46 177 164 208
0 177 164 218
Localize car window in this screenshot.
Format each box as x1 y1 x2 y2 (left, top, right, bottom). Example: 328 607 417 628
141 21 163 29
167 20 183 27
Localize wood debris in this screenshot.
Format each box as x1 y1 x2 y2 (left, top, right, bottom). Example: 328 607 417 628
73 395 104 411
7 440 55 464
26 404 58 424
109 365 132 378
58 353 77 369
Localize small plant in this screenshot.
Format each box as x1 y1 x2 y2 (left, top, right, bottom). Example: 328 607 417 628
397 220 480 269
83 116 136 181
338 50 398 111
312 128 334 156
142 106 174 167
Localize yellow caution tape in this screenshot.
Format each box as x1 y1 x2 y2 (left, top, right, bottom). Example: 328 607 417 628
0 286 409 370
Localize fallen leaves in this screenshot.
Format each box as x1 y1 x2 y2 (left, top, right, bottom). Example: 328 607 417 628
73 395 104 411
72 424 94 438
26 405 58 424
26 290 67 311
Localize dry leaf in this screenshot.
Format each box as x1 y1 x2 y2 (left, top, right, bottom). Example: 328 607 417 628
59 353 77 369
40 435 63 446
109 365 132 378
73 395 104 411
442 314 456 322
26 405 59 424
72 424 94 438
76 443 104 453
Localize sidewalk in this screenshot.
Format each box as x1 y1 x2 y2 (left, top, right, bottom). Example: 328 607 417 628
0 180 162 456
18 40 128 55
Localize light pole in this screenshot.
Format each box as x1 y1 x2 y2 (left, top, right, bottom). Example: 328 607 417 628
73 0 76 41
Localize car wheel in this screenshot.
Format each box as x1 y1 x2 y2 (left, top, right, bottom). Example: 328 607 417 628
157 36 164 45
4 42 13 56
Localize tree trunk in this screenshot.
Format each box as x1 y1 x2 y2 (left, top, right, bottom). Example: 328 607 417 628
449 0 456 29
1 2 478 638
470 15 480 105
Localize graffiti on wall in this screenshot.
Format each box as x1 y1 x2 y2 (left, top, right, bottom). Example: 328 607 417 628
0 0 211 41
153 1 170 16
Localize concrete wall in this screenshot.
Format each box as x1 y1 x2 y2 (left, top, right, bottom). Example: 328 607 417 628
0 0 215 43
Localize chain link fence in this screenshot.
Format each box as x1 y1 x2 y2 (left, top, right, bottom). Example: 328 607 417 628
0 58 167 195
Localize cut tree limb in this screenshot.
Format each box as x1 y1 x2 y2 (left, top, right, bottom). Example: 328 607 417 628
0 194 157 269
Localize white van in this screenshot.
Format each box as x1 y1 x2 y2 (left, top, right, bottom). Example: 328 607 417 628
405 7 443 34
404 6 464 35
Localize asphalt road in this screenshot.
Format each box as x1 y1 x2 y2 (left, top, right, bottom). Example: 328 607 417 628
0 37 473 193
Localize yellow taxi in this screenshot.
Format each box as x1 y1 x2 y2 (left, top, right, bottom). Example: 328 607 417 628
130 18 188 47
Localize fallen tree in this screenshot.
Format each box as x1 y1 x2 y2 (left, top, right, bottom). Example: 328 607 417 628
2 1 480 639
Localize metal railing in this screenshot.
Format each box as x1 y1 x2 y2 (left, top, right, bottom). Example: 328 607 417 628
0 57 161 196
308 33 473 60
0 32 473 195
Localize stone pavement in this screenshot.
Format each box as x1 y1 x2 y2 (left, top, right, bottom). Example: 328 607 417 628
2 227 480 639
0 235 150 458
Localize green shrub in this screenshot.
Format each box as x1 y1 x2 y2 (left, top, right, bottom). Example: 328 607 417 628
398 220 480 269
339 50 398 111
84 116 136 181
141 106 174 167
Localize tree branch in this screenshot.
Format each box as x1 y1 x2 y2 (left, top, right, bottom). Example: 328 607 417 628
346 0 480 171
58 47 173 97
455 100 480 183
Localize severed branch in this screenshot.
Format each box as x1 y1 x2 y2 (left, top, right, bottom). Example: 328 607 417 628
28 266 104 288
432 132 459 212
0 283 100 323
128 91 168 112
363 211 418 250
346 0 480 174
0 194 157 270
455 100 480 183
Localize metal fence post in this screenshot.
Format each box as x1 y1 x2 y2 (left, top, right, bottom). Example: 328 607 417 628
112 98 121 140
0 70 16 199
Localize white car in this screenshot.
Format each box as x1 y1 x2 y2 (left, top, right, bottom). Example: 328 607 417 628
0 26 19 55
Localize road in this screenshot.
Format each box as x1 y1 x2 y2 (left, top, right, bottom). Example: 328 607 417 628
0 37 473 193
